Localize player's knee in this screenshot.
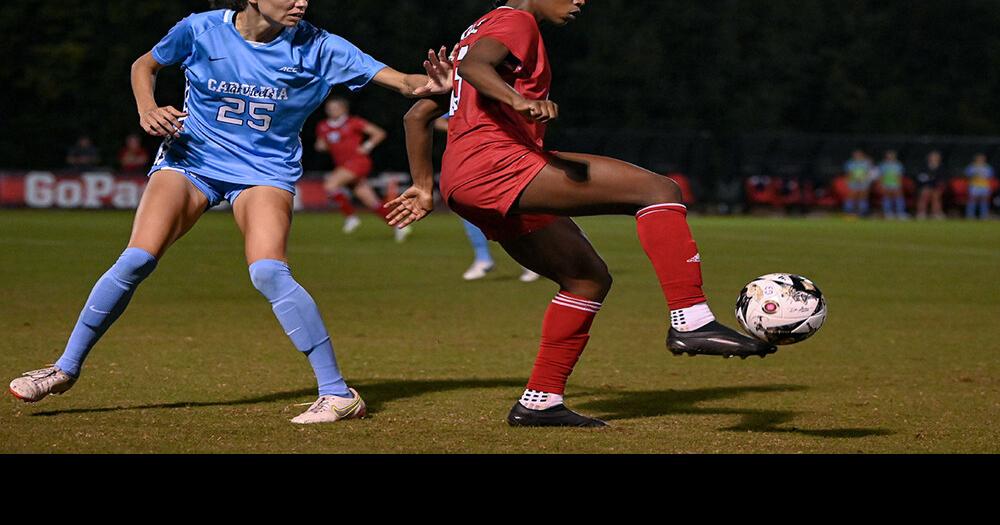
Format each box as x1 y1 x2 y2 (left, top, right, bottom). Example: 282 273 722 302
111 248 158 285
249 259 293 300
644 176 683 206
561 263 613 302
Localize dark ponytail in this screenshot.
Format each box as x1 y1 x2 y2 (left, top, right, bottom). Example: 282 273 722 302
210 0 248 10
493 1 508 7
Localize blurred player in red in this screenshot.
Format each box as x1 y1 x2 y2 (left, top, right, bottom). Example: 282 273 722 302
315 97 411 241
390 0 776 427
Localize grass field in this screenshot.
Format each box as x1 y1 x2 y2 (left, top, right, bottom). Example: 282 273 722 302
1 209 998 453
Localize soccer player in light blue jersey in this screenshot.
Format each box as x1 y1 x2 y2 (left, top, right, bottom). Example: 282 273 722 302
965 153 995 220
844 149 874 217
878 150 908 219
9 0 453 425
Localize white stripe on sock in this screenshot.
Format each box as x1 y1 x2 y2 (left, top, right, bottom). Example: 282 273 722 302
552 298 601 313
636 203 687 219
556 293 603 309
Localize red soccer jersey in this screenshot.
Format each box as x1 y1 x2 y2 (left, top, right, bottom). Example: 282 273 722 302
316 116 371 166
443 7 552 185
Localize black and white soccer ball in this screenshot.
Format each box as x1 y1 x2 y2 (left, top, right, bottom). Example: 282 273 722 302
735 274 827 345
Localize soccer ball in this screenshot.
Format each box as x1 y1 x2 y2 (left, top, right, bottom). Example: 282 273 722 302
735 274 827 345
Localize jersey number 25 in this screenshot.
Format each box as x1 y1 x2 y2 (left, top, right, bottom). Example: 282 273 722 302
217 97 275 132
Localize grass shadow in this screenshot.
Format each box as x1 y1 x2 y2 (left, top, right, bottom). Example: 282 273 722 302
575 384 894 439
29 377 525 417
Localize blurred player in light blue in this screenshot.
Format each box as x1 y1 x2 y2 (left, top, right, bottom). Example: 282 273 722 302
878 150 907 219
844 149 874 217
965 154 995 220
8 0 453 424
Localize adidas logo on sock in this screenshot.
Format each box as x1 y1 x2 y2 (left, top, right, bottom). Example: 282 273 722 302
687 253 702 263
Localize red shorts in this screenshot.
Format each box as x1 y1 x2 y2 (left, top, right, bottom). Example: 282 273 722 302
337 156 373 180
442 148 558 242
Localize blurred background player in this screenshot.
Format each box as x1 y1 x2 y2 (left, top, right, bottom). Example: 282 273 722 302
877 150 907 219
315 96 412 242
117 133 151 174
434 115 539 282
915 150 946 220
843 149 874 217
66 135 101 171
965 153 994 220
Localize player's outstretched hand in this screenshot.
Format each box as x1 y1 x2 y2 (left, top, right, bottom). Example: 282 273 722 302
513 98 559 123
385 187 435 228
413 46 454 97
141 106 187 138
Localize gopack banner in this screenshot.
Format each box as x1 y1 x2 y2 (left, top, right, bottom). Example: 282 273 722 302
0 171 409 211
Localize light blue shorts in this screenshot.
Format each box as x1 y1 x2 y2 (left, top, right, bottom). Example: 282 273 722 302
150 167 253 209
848 180 872 192
969 186 991 198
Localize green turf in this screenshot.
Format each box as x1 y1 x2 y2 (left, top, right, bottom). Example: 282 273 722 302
1 210 998 453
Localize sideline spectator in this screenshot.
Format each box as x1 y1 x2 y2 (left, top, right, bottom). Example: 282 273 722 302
915 150 946 220
843 149 874 217
878 150 907 219
965 154 994 220
66 136 101 170
117 133 150 173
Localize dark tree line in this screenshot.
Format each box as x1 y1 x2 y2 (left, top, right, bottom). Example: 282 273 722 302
2 0 999 171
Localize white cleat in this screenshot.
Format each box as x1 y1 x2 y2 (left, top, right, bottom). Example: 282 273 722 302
9 366 77 403
463 260 495 281
394 225 413 243
343 215 362 234
519 268 541 283
290 388 367 425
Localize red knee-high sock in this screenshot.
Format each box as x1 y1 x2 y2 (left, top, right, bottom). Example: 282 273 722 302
330 192 356 217
526 292 602 395
635 203 707 310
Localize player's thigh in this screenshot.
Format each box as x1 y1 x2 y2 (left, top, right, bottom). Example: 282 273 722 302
500 218 612 300
128 170 208 259
515 152 682 216
324 168 358 191
232 186 294 265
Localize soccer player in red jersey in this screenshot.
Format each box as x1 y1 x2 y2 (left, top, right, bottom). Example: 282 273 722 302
315 97 411 240
389 0 776 427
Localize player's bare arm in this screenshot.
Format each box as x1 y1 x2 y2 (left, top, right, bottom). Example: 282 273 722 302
131 51 186 138
385 96 450 227
359 122 388 155
459 37 558 123
372 47 453 98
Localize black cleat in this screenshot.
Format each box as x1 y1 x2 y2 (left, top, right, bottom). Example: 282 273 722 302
667 321 778 359
506 402 608 428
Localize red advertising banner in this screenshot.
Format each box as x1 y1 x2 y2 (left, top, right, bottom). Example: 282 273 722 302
0 171 413 211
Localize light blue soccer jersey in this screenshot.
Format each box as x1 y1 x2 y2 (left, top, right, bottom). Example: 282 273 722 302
878 160 904 188
845 159 872 183
150 9 387 192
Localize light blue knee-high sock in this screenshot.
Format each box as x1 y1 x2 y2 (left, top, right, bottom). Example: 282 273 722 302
462 220 493 264
249 260 350 398
895 196 906 216
55 248 158 377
